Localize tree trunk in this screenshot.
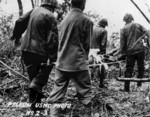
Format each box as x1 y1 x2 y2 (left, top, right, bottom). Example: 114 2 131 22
31 0 34 8
17 0 23 16
31 0 41 8
35 0 40 6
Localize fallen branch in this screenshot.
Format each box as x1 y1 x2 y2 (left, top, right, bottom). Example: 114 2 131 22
116 77 150 82
0 60 28 81
88 60 124 68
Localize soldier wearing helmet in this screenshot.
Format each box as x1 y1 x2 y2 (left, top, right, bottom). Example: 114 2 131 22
116 13 147 92
90 18 108 89
91 18 108 55
41 0 58 8
47 0 93 116
123 13 134 24
99 18 108 27
11 0 58 113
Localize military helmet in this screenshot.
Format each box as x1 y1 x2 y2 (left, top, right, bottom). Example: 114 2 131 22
123 13 134 22
41 0 58 8
71 0 86 6
98 18 108 27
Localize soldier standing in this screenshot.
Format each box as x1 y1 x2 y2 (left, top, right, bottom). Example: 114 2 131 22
91 18 108 54
11 0 58 113
117 13 147 92
90 18 108 88
48 0 94 116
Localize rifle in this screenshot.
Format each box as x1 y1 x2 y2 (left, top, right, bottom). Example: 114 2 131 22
130 0 150 24
128 33 147 54
116 33 147 60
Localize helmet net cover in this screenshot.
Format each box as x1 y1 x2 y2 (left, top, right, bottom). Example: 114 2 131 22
42 0 58 8
71 0 86 6
123 13 134 22
98 18 108 27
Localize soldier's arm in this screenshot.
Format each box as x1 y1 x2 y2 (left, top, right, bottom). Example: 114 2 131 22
47 20 59 63
141 25 150 48
84 20 93 55
118 29 126 55
140 24 147 35
100 30 107 54
10 10 33 43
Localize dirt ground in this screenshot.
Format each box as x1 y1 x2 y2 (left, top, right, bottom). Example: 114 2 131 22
0 62 150 117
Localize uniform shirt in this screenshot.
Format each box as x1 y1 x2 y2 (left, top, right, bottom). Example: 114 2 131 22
56 8 93 71
90 26 107 54
11 10 33 42
120 22 146 55
21 6 58 60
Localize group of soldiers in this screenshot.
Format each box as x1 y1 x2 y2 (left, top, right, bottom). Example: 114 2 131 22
10 0 149 116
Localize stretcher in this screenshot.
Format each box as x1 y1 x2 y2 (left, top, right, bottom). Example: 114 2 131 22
89 49 150 86
88 49 125 88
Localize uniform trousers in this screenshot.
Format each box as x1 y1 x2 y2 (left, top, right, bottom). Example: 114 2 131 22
22 51 53 111
124 51 145 91
49 68 93 105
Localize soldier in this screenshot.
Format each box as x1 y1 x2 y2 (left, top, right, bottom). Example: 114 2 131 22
91 18 108 54
116 13 147 92
11 0 58 113
90 18 108 88
48 0 94 116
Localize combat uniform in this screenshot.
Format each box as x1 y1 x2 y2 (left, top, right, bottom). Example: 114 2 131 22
11 5 58 112
91 26 107 54
120 22 146 91
48 8 93 105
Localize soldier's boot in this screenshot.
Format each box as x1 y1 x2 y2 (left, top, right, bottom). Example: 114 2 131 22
29 64 53 96
137 82 142 87
29 81 45 99
98 64 106 88
137 75 142 87
29 88 44 114
124 81 130 92
29 89 36 112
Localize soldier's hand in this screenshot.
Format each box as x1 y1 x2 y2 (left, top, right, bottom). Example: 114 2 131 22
113 52 118 56
10 35 15 41
14 40 21 47
117 54 126 61
113 50 120 56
